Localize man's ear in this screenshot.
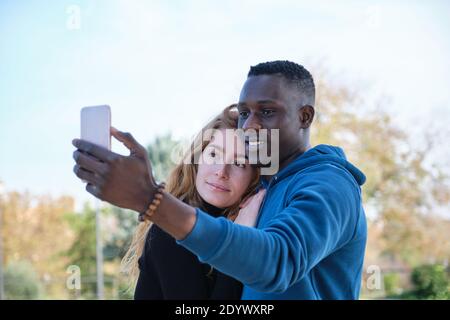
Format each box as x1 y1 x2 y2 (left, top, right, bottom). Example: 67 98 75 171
298 105 315 129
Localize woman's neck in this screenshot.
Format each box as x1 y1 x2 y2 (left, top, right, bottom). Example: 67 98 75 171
202 200 225 217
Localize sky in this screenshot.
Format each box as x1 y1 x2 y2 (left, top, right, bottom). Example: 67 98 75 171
1 0 449 209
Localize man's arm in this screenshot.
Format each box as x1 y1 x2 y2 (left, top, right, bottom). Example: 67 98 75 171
72 129 360 293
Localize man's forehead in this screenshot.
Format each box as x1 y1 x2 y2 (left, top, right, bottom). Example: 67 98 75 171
239 75 289 104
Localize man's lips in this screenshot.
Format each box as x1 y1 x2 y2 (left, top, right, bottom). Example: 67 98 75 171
246 140 265 147
244 135 268 147
244 140 266 155
206 181 230 192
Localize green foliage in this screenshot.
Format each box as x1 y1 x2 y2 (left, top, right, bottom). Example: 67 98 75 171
103 206 139 261
4 260 42 299
63 203 140 298
63 203 97 296
383 273 401 296
410 264 449 299
146 133 180 181
1 192 75 279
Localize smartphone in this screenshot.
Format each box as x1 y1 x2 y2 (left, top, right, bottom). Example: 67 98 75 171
80 105 111 150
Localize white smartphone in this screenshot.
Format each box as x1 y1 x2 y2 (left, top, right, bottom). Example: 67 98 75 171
80 105 111 150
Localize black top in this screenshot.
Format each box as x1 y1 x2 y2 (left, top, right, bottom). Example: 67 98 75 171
134 202 243 300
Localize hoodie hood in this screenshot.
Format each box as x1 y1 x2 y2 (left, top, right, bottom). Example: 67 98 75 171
261 144 366 187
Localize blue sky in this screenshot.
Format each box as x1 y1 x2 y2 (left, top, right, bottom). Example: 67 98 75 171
1 0 449 209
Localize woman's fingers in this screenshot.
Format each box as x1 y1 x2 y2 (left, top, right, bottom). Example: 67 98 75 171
235 189 266 227
239 195 253 208
240 188 266 209
248 189 266 207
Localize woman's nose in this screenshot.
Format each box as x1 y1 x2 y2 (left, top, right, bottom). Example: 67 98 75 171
215 164 229 179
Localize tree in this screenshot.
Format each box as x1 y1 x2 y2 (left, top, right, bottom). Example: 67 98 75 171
63 203 97 298
1 190 75 298
103 206 139 262
146 133 181 181
4 260 42 299
409 264 449 299
102 205 139 299
63 203 140 299
310 65 450 269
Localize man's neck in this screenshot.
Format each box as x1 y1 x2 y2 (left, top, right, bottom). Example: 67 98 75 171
261 143 311 182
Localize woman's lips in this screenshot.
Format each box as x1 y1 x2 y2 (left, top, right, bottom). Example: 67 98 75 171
206 181 230 192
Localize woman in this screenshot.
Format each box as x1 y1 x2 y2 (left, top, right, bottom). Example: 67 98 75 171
121 105 265 299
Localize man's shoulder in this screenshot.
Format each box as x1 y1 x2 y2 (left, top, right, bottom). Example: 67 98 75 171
283 162 361 201
289 161 355 185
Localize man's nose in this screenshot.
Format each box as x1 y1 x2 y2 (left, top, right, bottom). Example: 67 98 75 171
242 113 262 131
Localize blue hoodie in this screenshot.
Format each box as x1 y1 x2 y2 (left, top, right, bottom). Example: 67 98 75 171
177 144 367 300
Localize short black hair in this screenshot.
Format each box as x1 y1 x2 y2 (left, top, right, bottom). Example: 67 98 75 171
247 60 315 107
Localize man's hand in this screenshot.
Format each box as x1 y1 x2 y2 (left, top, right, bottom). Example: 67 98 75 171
72 127 156 213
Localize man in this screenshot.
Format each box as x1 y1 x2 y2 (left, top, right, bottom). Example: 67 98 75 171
72 60 367 299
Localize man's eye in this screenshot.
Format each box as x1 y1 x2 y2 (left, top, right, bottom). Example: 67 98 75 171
239 111 249 118
262 109 274 116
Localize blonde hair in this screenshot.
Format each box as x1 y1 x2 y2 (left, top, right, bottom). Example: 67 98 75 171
120 104 260 290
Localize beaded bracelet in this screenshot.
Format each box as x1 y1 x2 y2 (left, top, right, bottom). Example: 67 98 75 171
138 182 166 222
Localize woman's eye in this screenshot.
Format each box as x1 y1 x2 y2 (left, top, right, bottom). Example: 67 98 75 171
234 161 246 168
